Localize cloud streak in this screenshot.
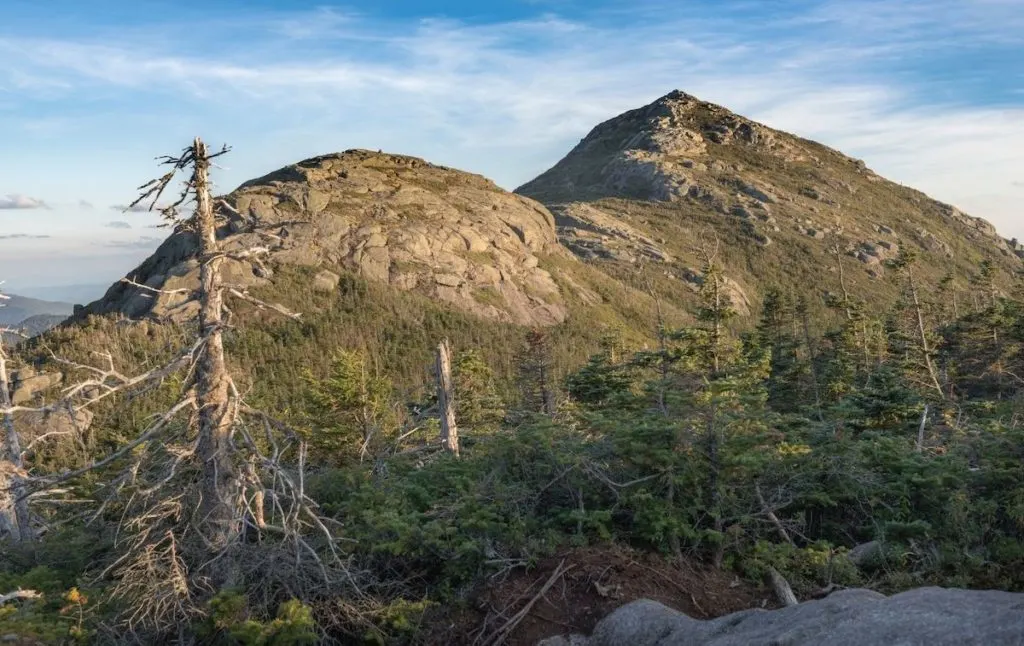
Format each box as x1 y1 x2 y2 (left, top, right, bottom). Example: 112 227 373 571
110 203 161 213
0 0 1021 250
0 194 48 210
104 236 163 249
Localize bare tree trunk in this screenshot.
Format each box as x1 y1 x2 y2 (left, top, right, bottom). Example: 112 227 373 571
436 339 459 457
191 138 240 560
0 335 31 543
756 483 794 546
907 268 944 399
915 403 929 453
832 242 853 322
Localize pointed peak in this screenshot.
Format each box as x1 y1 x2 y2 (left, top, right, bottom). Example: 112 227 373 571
655 89 699 104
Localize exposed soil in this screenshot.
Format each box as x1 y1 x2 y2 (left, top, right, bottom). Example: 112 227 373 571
426 544 776 645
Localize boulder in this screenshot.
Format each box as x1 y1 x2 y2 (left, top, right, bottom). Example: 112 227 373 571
312 270 341 293
9 369 63 405
15 408 94 445
560 587 1024 646
847 540 884 568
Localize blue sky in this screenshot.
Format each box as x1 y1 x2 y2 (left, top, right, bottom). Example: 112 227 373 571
1 0 1023 299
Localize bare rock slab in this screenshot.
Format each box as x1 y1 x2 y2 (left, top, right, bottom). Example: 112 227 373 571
556 588 1024 646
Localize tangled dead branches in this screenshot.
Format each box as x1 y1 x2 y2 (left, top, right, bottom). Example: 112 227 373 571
25 139 363 641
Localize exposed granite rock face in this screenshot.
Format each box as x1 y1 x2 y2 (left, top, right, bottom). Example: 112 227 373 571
82 151 571 327
9 368 63 406
551 203 672 263
517 90 817 207
543 587 1024 646
14 408 94 447
517 90 1021 314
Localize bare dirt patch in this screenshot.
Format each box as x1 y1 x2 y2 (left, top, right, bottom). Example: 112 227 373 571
426 543 775 645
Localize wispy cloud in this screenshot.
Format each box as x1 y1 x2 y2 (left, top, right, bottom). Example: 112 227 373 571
105 220 132 229
110 204 159 213
0 233 51 239
0 0 1021 262
105 236 162 249
78 199 94 209
0 194 48 209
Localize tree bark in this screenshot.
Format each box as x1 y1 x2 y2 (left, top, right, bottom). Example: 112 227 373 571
915 403 929 453
191 138 240 559
907 267 944 399
436 339 459 457
0 335 31 543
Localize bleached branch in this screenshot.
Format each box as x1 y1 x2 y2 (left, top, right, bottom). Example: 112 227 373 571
0 589 42 604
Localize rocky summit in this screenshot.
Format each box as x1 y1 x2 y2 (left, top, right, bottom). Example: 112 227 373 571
84 150 572 327
79 93 1022 334
518 90 1021 314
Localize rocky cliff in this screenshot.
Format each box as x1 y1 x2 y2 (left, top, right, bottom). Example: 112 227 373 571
83 150 574 327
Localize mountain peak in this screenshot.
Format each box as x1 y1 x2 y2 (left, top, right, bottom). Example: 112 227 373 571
516 89 822 205
83 150 572 327
517 90 1020 316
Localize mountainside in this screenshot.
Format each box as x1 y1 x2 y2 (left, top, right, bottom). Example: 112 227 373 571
0 294 73 327
84 150 585 328
517 90 1022 316
60 149 674 399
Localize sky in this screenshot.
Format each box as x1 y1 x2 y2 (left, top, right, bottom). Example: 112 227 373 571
1 0 1023 299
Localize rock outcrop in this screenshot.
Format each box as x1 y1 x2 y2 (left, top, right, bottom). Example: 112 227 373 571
518 90 1022 314
8 368 62 405
83 151 571 327
540 587 1024 646
552 203 672 263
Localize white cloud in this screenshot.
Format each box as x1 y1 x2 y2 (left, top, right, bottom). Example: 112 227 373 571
0 0 1021 262
0 194 47 209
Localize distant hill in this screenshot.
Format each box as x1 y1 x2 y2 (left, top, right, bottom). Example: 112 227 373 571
0 294 74 327
15 283 111 305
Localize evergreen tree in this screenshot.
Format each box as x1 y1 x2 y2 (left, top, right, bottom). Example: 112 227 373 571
453 349 505 432
516 329 557 416
303 349 400 464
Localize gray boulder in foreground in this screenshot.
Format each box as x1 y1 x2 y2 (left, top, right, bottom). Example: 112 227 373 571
544 587 1024 646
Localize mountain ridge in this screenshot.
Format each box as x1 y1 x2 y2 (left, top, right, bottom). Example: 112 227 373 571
0 293 74 327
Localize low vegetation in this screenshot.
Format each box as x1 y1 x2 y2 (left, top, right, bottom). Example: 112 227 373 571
4 229 1024 643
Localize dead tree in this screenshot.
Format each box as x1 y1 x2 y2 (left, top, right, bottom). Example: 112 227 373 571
27 138 357 636
436 339 459 457
190 138 240 561
891 249 944 399
0 287 32 542
916 403 930 453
